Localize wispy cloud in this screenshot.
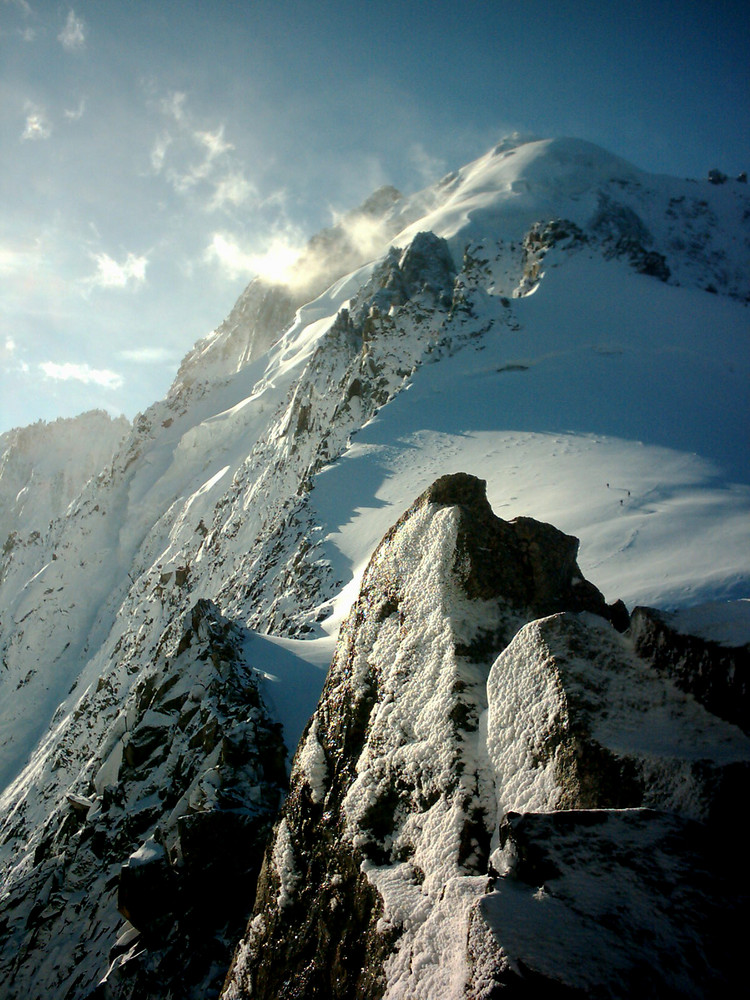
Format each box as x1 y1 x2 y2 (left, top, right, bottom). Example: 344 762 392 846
118 346 178 364
207 171 258 211
150 132 172 172
150 91 257 213
1 333 28 374
64 99 86 122
58 9 85 52
39 362 123 389
21 104 51 141
195 126 233 160
87 251 148 290
408 143 447 186
160 90 187 123
4 0 34 15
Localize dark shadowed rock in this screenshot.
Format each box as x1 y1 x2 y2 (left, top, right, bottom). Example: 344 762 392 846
630 604 750 734
425 472 627 626
470 809 747 998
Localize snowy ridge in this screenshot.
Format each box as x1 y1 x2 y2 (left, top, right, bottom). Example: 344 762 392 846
1 135 749 998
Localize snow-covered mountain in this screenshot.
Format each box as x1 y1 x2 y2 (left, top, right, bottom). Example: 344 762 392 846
1 136 748 998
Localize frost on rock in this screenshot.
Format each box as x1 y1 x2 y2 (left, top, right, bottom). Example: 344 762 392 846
486 611 750 822
629 602 750 734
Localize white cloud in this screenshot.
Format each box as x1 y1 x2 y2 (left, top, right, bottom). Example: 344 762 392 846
2 336 16 359
204 231 301 283
207 171 257 211
150 133 172 172
21 106 51 141
160 90 187 123
39 362 123 389
64 99 86 121
195 126 233 160
87 251 148 290
150 92 258 214
58 9 85 52
118 346 177 364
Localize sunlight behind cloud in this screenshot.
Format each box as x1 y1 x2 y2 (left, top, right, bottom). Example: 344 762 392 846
39 362 123 389
21 106 51 141
204 232 301 283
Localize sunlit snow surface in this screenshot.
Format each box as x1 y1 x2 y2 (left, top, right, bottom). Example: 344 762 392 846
313 253 749 629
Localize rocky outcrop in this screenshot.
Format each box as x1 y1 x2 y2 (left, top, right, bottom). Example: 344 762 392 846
3 134 750 1000
630 604 750 734
222 475 749 1000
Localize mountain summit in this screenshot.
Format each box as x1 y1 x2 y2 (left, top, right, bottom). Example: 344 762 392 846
1 136 748 998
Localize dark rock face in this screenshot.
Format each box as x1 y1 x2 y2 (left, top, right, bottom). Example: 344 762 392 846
630 606 750 734
405 473 623 625
472 809 746 998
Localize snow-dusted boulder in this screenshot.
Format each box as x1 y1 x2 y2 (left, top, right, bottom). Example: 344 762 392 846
486 610 749 822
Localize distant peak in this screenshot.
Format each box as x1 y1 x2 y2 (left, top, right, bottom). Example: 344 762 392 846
357 184 403 217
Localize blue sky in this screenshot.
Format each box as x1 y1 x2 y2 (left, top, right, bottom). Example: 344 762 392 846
1 0 748 434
